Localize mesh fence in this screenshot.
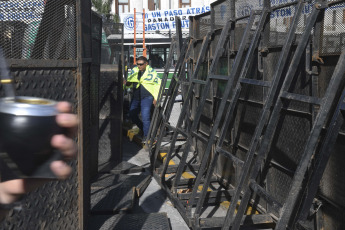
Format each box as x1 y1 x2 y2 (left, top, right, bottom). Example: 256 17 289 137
320 2 345 55
0 0 98 229
0 0 77 60
194 12 211 40
213 0 232 30
270 3 297 46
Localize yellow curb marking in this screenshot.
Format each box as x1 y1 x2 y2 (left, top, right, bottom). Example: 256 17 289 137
158 151 259 214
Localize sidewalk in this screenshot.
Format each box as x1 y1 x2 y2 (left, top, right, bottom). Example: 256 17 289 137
122 137 190 230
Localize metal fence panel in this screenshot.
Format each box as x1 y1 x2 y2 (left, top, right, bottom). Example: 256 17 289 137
0 0 98 229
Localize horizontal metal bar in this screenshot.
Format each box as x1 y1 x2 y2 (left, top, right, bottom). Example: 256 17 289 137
7 59 78 68
166 176 218 187
240 78 271 88
271 1 298 11
180 195 232 206
192 131 209 143
165 123 175 130
269 159 295 177
199 214 274 228
212 27 225 34
189 36 204 42
192 79 207 85
82 58 93 63
235 10 262 22
328 0 345 7
176 127 188 137
281 107 313 117
177 189 234 200
156 164 200 174
158 144 186 153
281 92 321 105
249 180 283 213
238 98 264 106
216 147 244 166
235 14 251 21
318 194 345 213
136 176 152 197
209 74 229 81
236 143 250 152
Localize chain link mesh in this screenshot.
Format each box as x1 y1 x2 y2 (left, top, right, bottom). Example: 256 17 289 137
320 2 345 55
195 13 211 40
213 0 232 30
0 0 77 60
0 0 97 229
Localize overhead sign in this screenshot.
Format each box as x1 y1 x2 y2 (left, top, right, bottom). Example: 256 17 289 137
235 0 314 18
121 5 211 33
0 0 44 22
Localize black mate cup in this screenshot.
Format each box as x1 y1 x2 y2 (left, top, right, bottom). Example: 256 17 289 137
0 96 62 179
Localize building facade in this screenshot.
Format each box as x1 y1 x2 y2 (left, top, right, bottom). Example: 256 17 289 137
107 0 216 70
111 0 216 15
107 0 345 69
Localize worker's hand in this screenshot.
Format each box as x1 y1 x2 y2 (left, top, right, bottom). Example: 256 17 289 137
123 79 127 85
0 102 78 205
153 99 157 106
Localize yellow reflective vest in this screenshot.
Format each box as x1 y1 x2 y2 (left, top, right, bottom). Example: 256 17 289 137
126 65 161 100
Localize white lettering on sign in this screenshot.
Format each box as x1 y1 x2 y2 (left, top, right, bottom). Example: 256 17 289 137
121 5 211 33
0 0 45 22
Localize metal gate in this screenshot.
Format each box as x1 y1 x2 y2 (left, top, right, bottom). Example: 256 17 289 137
0 1 99 229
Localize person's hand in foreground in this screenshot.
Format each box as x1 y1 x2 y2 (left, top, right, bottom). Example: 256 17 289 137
0 102 78 205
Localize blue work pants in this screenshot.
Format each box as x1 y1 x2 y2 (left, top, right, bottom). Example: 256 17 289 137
129 96 153 138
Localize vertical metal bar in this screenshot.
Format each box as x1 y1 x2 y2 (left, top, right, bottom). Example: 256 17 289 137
311 6 324 123
76 0 92 228
192 10 269 218
275 49 345 229
297 88 345 222
116 24 124 163
89 12 102 180
121 23 125 83
0 48 15 98
176 16 183 60
229 0 235 54
143 9 146 57
210 2 215 33
134 8 137 64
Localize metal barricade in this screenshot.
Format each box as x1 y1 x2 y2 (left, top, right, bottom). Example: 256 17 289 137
0 1 100 229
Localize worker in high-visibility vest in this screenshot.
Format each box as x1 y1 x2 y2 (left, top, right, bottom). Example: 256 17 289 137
124 56 161 141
